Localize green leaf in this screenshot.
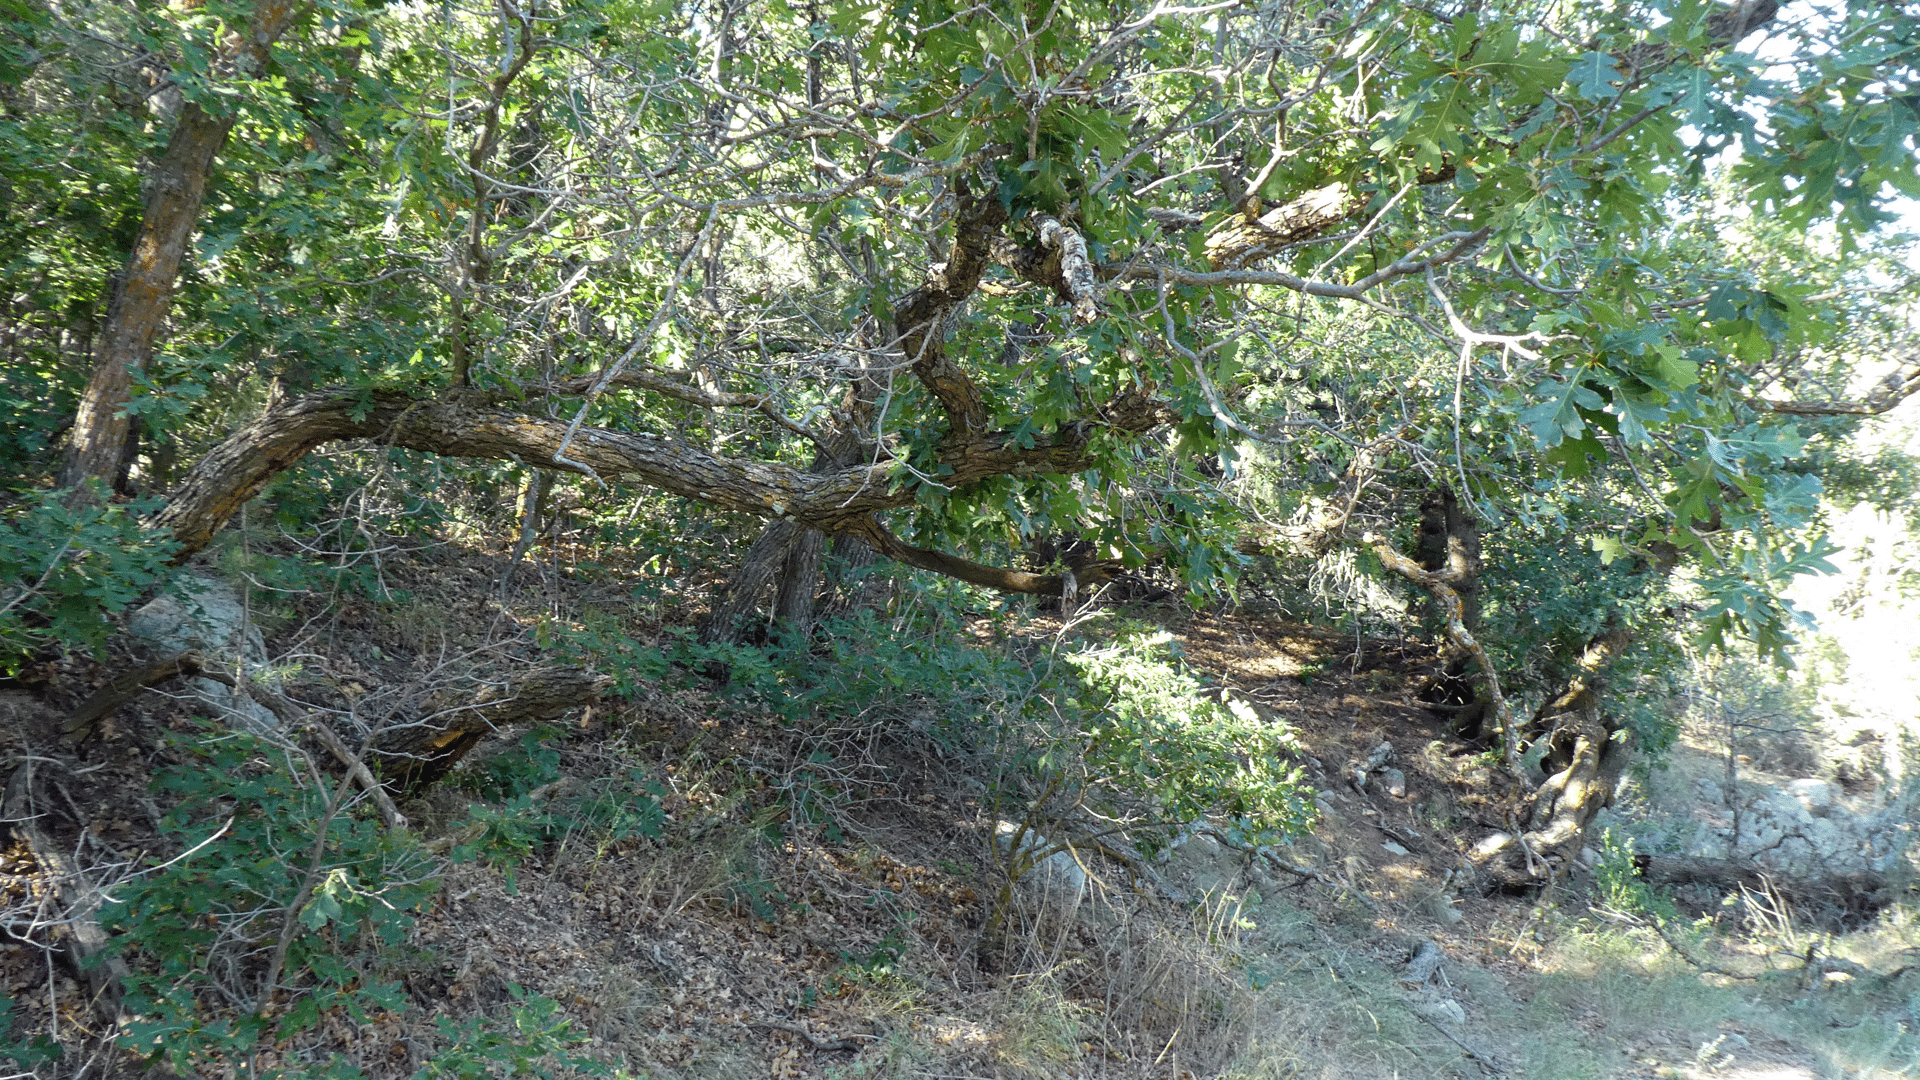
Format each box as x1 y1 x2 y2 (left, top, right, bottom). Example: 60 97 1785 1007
1519 374 1602 447
1568 52 1622 100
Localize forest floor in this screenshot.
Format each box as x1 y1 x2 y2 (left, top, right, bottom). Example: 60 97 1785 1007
2 530 1917 1080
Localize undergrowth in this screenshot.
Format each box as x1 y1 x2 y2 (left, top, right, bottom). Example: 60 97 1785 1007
84 728 624 1079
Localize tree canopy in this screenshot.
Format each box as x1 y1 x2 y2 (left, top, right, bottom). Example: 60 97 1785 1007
4 0 1918 656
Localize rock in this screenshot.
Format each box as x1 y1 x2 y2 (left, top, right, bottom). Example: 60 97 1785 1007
1470 832 1513 861
1577 846 1600 869
1380 767 1407 798
128 575 267 661
1787 778 1835 817
1162 827 1236 897
1361 740 1395 772
1347 742 1397 794
994 822 1086 913
127 575 279 733
1807 818 1841 858
1762 790 1814 825
1422 891 1465 923
1412 997 1467 1026
1381 840 1410 856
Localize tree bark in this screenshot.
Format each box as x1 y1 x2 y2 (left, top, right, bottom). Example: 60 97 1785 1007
1370 530 1519 770
58 0 302 499
698 519 800 642
772 525 825 638
368 667 611 789
1203 183 1369 270
1637 854 1892 919
1471 626 1635 889
60 102 236 497
1412 485 1492 740
150 385 1171 595
1415 484 1480 628
894 185 1009 441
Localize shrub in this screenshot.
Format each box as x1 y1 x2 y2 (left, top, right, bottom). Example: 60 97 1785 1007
1063 625 1313 842
0 488 178 675
100 729 436 1074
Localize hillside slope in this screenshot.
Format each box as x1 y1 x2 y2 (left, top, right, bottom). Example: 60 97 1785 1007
2 545 1917 1080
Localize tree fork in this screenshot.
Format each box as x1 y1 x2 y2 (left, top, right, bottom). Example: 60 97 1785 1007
1470 626 1637 889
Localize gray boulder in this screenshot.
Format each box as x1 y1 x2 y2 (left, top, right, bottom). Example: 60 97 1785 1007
127 575 279 733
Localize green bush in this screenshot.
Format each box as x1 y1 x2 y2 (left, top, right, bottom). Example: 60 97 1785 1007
689 596 1313 852
100 730 436 1074
419 984 613 1079
0 993 61 1069
1064 625 1313 841
1591 828 1677 923
449 763 666 885
98 727 632 1078
0 488 178 675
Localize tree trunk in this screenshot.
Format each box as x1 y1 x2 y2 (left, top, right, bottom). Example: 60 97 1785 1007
698 519 799 642
1411 484 1492 737
447 4 537 387
1371 524 1519 769
819 532 889 619
1472 626 1635 889
60 102 237 498
1415 484 1480 628
772 524 825 638
58 0 302 500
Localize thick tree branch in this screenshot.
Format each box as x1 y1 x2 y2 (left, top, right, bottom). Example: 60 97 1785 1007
59 650 210 744
151 384 1176 583
368 667 612 788
149 389 894 555
1755 354 1920 417
1204 183 1369 270
539 369 822 443
1368 533 1521 773
1117 228 1492 299
992 216 1102 323
895 187 1009 441
853 518 1123 598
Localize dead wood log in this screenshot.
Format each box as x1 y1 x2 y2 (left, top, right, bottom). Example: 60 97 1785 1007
242 681 408 831
1403 939 1446 985
1637 854 1895 918
367 667 612 789
59 650 222 745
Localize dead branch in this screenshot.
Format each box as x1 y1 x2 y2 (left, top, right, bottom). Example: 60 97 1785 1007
59 650 220 745
2 761 129 1025
244 680 408 831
